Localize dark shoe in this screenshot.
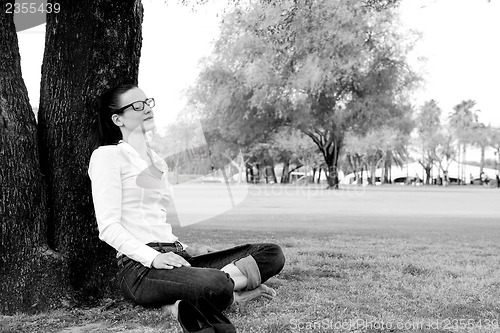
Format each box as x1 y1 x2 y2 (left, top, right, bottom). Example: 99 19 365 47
178 300 215 333
198 298 236 333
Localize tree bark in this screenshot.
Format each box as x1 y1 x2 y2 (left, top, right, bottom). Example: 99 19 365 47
37 0 143 302
305 127 342 189
266 164 277 184
324 140 341 189
254 164 260 183
281 160 290 183
370 162 376 185
0 0 66 314
384 156 391 184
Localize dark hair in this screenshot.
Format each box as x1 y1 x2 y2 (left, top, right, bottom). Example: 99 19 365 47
91 84 138 151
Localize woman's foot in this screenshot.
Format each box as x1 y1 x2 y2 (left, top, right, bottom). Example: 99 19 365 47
233 284 276 303
161 300 180 317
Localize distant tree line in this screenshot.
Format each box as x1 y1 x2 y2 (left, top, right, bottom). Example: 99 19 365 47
413 99 499 185
156 96 500 187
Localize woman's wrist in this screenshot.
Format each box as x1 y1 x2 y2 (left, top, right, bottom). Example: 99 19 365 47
151 253 160 268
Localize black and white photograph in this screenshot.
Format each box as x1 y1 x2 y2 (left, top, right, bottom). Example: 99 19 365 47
1 0 500 332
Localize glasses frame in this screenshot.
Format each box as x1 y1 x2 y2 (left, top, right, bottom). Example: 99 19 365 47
112 98 155 114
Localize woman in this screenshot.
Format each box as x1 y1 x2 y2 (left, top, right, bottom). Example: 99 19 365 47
88 84 285 316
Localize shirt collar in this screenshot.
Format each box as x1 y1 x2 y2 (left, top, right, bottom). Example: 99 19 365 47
118 140 168 175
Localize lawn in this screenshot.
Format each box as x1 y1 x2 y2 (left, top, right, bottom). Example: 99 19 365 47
2 184 500 333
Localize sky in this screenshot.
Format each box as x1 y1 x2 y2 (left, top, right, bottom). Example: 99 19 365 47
399 0 500 126
16 0 500 130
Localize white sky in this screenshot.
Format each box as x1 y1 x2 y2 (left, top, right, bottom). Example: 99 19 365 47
17 0 500 131
399 0 500 126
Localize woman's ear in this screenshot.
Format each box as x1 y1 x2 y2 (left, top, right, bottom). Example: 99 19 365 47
111 114 123 127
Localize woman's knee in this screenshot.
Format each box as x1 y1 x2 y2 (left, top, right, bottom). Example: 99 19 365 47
266 243 285 273
253 243 285 282
201 270 234 310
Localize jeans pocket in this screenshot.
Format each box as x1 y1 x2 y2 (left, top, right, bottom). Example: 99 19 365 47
120 275 138 302
119 261 148 303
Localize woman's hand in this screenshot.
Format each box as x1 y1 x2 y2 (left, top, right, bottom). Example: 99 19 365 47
185 245 218 257
152 252 191 269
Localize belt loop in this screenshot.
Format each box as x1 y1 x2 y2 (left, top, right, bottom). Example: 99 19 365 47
158 242 163 252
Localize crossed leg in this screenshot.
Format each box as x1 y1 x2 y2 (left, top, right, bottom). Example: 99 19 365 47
162 243 285 316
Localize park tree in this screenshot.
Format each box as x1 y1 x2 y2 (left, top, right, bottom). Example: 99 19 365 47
380 106 414 183
489 127 500 172
344 126 409 185
449 99 480 183
415 99 441 184
1 0 58 313
430 126 455 184
269 127 323 184
244 143 278 183
470 123 490 176
190 0 417 189
1 0 143 313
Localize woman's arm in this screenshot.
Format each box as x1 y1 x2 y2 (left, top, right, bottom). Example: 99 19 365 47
88 147 159 267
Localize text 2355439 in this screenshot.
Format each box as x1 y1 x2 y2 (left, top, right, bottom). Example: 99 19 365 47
5 2 60 14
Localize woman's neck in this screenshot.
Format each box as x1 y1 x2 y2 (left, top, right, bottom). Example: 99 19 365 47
122 129 149 160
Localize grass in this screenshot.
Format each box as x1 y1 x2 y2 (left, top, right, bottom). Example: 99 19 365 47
1 184 500 332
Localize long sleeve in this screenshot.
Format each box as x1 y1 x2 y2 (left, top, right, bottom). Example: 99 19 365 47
88 147 159 267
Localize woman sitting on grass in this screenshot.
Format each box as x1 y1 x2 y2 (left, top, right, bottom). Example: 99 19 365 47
88 84 285 317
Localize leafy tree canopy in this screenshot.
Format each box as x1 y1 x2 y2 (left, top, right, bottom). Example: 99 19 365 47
189 0 418 187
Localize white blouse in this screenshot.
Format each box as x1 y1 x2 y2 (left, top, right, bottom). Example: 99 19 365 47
88 141 180 267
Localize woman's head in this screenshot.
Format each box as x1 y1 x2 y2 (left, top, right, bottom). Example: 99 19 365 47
93 84 156 149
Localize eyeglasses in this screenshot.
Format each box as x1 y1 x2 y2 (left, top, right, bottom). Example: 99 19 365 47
112 98 155 113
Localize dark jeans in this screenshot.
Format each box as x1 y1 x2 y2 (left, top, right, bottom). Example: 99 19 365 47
117 243 285 310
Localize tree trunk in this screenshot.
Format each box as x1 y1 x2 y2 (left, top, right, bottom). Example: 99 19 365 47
370 163 376 185
281 160 290 183
238 153 245 184
37 0 143 303
304 127 341 189
480 145 485 175
383 155 391 184
254 164 260 183
352 156 359 184
325 148 340 189
0 1 66 314
246 163 253 183
462 145 467 184
269 165 277 183
425 165 431 185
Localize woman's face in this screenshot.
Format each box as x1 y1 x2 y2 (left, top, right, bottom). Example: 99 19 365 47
113 87 156 134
